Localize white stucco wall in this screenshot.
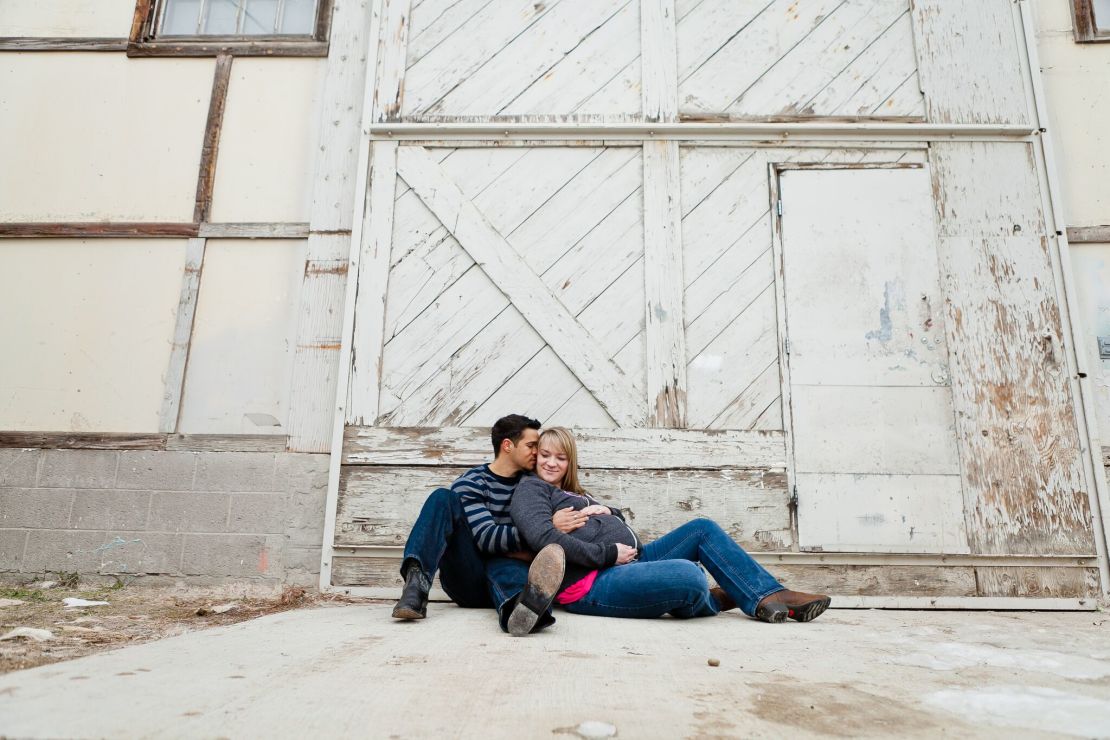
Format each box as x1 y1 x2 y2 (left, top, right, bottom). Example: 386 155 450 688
1036 0 1110 439
0 0 135 37
0 240 185 432
0 53 212 222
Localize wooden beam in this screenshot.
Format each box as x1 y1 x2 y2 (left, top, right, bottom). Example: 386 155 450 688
129 0 154 43
371 0 413 123
342 426 786 469
0 432 287 452
0 223 318 240
395 145 645 427
640 0 678 123
0 38 129 52
642 140 687 427
159 238 207 433
127 40 329 57
1067 225 1110 244
194 54 234 223
287 0 374 452
348 142 398 426
0 223 198 238
198 223 311 239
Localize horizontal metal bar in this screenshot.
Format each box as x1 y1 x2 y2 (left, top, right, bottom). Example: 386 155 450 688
369 122 1038 142
327 546 1096 568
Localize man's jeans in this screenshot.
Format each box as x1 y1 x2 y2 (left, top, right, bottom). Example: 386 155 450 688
401 487 533 629
564 518 784 619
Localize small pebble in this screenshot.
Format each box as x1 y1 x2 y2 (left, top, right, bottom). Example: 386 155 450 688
708 658 720 667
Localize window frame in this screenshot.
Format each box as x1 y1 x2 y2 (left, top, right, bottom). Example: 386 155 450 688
128 0 333 57
1072 0 1110 43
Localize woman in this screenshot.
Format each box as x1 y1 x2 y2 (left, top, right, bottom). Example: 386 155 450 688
511 427 831 623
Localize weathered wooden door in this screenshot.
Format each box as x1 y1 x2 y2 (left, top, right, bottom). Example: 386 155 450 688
331 140 793 590
775 165 968 553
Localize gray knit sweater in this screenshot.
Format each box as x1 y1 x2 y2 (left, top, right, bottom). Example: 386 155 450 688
510 475 640 591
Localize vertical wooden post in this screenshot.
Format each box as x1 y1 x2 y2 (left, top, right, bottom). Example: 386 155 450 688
348 141 398 426
194 54 233 223
371 0 413 122
159 237 207 432
287 0 376 452
641 0 685 426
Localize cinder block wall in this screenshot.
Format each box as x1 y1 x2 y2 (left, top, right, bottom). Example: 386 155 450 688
0 449 328 587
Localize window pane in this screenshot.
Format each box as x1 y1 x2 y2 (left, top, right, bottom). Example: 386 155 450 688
243 0 280 34
1096 0 1110 31
162 0 202 35
201 0 242 35
280 0 318 34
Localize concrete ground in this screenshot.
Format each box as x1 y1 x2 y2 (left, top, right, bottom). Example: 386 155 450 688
1 603 1108 739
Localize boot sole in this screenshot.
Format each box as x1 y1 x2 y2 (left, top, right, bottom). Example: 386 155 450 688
508 544 565 637
755 602 788 624
391 605 426 620
789 596 831 623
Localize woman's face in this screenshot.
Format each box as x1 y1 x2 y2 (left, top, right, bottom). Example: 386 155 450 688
537 442 569 487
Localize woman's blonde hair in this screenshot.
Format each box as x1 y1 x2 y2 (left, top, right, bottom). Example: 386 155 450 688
539 427 585 494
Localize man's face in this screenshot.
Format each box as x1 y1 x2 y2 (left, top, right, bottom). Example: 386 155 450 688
504 428 540 472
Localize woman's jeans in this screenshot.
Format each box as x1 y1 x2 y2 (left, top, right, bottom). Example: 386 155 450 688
564 518 784 619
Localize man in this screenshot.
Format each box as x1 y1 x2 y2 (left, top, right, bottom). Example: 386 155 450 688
392 414 566 636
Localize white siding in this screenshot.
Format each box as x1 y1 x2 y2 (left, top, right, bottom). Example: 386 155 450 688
209 59 325 224
1069 244 1110 443
0 54 212 222
0 0 135 37
177 239 307 434
0 240 185 432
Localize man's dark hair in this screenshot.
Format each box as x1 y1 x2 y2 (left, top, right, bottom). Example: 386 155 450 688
491 414 541 456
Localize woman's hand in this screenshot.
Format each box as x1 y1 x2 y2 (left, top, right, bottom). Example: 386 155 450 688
614 543 638 565
552 507 587 533
579 504 611 517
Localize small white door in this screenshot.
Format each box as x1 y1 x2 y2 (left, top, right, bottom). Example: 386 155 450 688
778 166 969 553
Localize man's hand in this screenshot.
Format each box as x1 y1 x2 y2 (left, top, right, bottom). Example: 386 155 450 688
552 506 587 533
506 550 534 562
614 543 638 565
579 504 610 517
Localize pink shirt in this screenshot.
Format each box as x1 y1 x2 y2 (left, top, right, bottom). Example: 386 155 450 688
557 570 599 604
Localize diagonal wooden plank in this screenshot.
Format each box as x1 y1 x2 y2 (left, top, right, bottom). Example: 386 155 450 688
159 237 207 433
396 145 644 427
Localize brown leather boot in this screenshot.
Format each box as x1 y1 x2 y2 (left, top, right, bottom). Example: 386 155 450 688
758 589 832 622
709 586 737 612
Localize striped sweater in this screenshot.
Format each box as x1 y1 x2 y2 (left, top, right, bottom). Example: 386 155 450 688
452 464 523 554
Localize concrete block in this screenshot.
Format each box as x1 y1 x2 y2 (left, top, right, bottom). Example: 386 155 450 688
285 489 327 546
38 450 118 489
0 529 28 571
0 488 75 528
274 453 329 495
282 545 322 574
0 449 43 487
106 532 183 575
117 451 197 491
181 534 284 578
22 530 110 573
228 493 288 534
149 492 229 533
23 530 184 576
69 490 151 531
194 453 276 492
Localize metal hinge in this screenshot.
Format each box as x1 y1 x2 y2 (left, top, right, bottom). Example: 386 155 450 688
776 199 783 216
784 337 791 355
790 485 798 508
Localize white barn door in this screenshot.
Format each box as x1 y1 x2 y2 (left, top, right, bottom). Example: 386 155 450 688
776 165 969 554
